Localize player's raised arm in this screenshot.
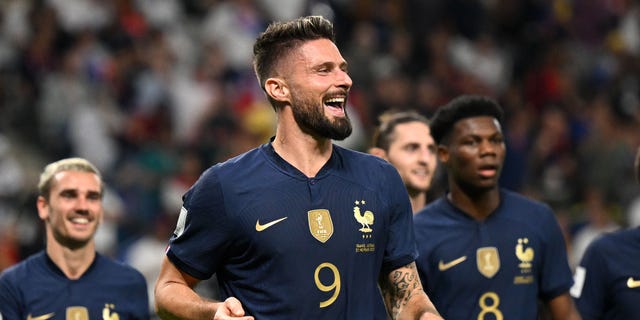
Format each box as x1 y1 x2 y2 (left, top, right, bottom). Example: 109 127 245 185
379 262 442 320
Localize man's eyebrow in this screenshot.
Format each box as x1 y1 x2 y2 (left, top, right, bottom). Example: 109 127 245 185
314 60 348 69
58 189 102 196
59 189 78 195
315 61 337 68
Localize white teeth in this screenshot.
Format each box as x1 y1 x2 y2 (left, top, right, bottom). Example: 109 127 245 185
414 170 430 177
71 217 89 224
325 97 345 103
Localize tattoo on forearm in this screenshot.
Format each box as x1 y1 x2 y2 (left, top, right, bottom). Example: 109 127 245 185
380 263 422 317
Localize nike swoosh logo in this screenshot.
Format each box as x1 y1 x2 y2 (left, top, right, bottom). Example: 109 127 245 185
255 217 288 231
27 313 55 320
627 277 640 288
438 256 467 271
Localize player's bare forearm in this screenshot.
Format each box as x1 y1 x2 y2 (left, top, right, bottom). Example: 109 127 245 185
548 293 582 320
379 262 442 320
155 288 217 320
155 257 219 319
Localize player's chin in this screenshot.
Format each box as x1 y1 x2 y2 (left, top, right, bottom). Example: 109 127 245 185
409 181 430 193
411 176 431 188
64 234 95 248
476 179 499 190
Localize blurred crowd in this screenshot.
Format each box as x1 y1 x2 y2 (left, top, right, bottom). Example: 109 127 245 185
1 0 640 298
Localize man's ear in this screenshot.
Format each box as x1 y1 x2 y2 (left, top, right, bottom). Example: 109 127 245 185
264 78 289 102
36 196 49 221
437 145 449 164
368 147 388 160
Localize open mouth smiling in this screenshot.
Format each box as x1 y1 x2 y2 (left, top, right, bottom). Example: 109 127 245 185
324 96 346 116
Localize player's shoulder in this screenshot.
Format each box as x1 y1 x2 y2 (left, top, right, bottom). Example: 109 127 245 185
500 189 554 215
333 144 373 159
416 196 444 213
589 227 639 250
194 145 264 183
95 254 146 283
0 259 28 283
0 251 47 285
501 189 547 207
413 197 450 224
333 144 396 172
332 145 403 192
212 145 264 171
498 190 560 231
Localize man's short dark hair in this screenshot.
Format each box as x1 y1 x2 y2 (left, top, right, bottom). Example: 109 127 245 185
429 95 504 144
372 110 430 151
252 16 335 91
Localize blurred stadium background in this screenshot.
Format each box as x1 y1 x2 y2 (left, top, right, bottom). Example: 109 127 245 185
0 0 639 309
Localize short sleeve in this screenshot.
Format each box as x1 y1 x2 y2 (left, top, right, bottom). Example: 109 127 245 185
166 167 234 279
538 208 574 300
0 270 23 319
380 164 418 274
571 239 607 320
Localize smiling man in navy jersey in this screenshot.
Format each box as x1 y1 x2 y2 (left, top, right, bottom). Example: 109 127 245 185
369 110 438 214
0 157 149 320
154 16 442 320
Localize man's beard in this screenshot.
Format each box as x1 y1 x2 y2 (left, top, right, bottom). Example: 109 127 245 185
290 92 352 140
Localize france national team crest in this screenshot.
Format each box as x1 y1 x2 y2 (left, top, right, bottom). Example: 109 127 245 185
514 237 536 284
353 200 374 235
516 238 534 269
103 304 119 320
308 209 333 243
353 199 376 252
477 247 500 278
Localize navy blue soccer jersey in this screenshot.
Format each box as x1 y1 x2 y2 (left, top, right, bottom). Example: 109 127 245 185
413 190 573 320
166 142 417 319
0 251 149 320
570 227 640 320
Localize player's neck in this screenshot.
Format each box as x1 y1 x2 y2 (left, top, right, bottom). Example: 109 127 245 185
448 186 500 221
272 116 333 178
46 239 96 280
409 191 427 214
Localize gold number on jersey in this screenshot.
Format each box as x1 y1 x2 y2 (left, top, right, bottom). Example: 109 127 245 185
478 292 503 320
314 262 341 308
